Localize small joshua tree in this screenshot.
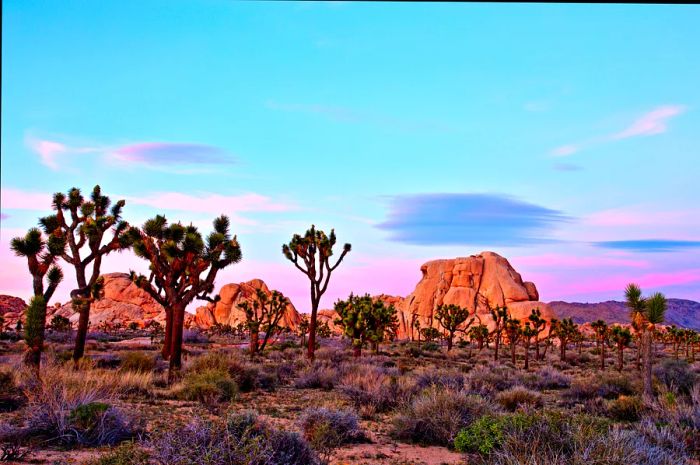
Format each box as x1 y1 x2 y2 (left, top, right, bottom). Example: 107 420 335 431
434 304 475 352
504 318 521 365
610 325 632 372
49 314 72 332
591 319 609 370
128 214 241 381
469 324 489 351
317 320 333 339
239 288 289 356
282 225 351 360
528 308 547 360
489 305 509 361
521 322 538 370
420 326 441 343
334 293 396 357
11 227 66 368
298 314 310 347
555 318 578 362
41 186 130 364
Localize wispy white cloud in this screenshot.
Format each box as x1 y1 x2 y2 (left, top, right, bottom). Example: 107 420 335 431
549 105 687 157
25 135 233 172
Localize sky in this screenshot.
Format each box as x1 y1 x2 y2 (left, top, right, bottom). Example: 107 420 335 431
2 1 700 313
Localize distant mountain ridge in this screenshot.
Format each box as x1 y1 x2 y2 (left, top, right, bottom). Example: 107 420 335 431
548 298 700 330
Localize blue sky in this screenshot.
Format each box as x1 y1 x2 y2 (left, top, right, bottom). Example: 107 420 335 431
2 1 699 310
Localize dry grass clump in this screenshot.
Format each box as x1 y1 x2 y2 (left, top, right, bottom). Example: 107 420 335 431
466 363 519 396
337 363 414 416
653 359 698 395
294 362 338 390
150 411 319 465
565 372 636 402
4 362 141 447
495 386 544 412
521 366 571 390
392 386 495 446
119 351 156 373
298 407 366 462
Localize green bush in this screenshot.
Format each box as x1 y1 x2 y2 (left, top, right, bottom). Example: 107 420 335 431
453 413 536 455
69 402 111 431
421 342 440 352
179 369 238 404
89 441 150 465
120 352 156 373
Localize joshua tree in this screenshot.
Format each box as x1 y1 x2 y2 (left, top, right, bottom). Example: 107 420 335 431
317 320 333 339
334 293 396 357
40 186 130 364
434 304 475 352
626 284 667 398
421 326 441 343
49 314 72 332
591 319 609 370
469 324 489 351
489 305 509 361
528 308 547 360
239 288 289 356
128 214 241 381
504 318 521 365
521 322 538 370
413 317 422 344
610 325 632 372
298 314 310 347
11 227 66 368
555 318 578 362
282 225 351 360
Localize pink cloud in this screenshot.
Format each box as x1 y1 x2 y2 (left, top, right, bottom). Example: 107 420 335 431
0 188 53 211
130 192 297 219
551 145 579 157
513 253 648 269
26 138 68 170
613 105 686 140
111 143 233 166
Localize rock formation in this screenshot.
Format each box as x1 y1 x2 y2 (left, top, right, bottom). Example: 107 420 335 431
194 279 301 330
379 252 554 339
0 295 28 329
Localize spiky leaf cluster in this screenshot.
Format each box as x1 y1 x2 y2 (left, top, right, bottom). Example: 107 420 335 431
334 293 397 351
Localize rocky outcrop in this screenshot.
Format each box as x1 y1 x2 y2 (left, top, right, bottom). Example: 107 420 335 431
387 252 554 339
194 279 301 330
0 295 27 329
317 309 343 335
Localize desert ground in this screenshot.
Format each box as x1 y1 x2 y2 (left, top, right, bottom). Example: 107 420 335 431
1 325 698 465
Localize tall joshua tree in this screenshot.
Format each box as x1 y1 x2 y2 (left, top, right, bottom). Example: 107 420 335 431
555 318 578 362
591 319 609 370
521 322 538 370
610 325 632 372
41 186 130 364
626 284 667 399
505 318 522 365
528 308 547 360
128 215 241 381
489 305 509 361
282 225 351 360
435 304 475 352
11 228 66 368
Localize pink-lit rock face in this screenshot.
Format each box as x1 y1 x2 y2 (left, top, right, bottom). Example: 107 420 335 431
385 252 554 339
194 279 301 330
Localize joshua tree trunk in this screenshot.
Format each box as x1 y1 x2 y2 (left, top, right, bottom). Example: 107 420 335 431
600 339 606 370
642 330 653 399
524 339 531 370
250 329 259 356
307 295 319 360
511 343 516 365
617 345 624 372
24 296 47 370
162 309 173 359
72 296 91 365
560 339 567 362
168 303 186 382
446 335 453 352
534 338 540 360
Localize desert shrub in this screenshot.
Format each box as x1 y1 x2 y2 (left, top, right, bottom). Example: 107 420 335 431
178 369 238 404
120 352 156 373
88 441 150 465
421 342 440 352
392 386 495 446
565 373 635 402
495 386 543 412
183 329 209 344
654 359 697 395
338 364 413 414
521 366 570 390
294 363 338 390
94 354 122 369
607 395 644 422
187 351 273 393
298 408 365 460
16 363 140 446
414 369 466 391
0 370 23 412
466 363 519 396
150 412 319 465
